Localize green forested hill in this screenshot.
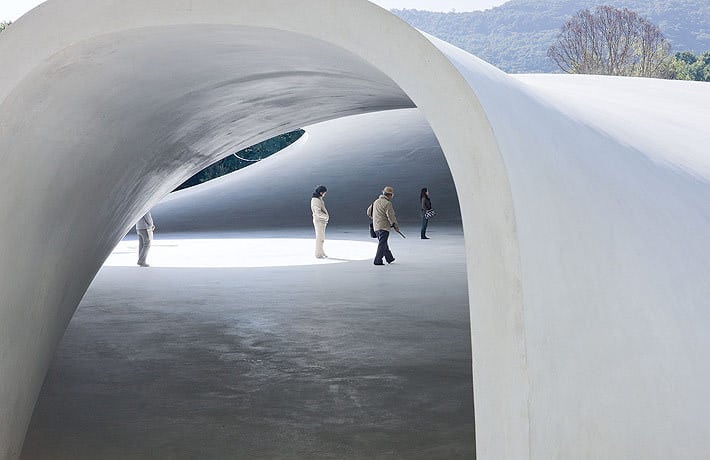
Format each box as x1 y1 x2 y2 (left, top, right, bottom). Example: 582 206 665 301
393 0 710 73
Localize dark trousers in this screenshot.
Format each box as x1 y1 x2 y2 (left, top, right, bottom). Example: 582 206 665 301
375 230 394 264
420 215 429 238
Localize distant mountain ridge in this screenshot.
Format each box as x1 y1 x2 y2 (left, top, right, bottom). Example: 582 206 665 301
393 0 710 73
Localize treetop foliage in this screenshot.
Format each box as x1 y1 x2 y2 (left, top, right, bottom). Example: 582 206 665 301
667 50 710 81
176 130 305 191
394 0 710 73
548 6 672 77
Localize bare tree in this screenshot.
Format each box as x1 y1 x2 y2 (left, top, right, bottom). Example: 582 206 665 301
548 6 672 78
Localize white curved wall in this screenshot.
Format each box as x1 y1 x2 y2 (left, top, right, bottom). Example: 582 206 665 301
0 3 518 458
433 35 710 457
0 1 708 458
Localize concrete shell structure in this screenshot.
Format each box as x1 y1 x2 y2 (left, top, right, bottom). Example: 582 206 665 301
0 0 709 458
152 108 462 232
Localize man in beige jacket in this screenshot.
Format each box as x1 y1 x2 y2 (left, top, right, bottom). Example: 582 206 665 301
366 186 399 265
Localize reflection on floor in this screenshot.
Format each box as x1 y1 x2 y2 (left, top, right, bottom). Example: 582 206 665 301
22 228 475 460
105 237 377 268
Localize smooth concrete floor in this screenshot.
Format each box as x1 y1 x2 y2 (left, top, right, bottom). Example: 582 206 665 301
21 227 474 459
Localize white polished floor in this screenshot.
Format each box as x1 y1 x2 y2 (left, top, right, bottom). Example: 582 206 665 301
105 236 377 268
22 226 474 460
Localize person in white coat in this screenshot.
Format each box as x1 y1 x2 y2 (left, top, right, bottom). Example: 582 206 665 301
311 185 329 258
135 211 155 267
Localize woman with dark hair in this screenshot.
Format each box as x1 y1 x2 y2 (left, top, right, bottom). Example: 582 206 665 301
311 185 329 258
420 187 432 239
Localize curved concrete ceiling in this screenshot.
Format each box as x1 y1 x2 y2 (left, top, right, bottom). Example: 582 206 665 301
1 1 709 459
153 108 461 233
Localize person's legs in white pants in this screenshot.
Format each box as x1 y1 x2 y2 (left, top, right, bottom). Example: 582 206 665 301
313 220 327 258
137 229 152 266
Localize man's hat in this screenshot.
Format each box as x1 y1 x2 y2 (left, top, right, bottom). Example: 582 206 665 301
383 186 394 195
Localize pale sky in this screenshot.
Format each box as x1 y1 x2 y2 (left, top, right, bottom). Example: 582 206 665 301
1 0 509 21
1 0 41 21
371 0 508 11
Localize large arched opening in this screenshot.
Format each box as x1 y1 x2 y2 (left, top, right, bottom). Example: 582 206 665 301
23 107 477 458
0 1 524 458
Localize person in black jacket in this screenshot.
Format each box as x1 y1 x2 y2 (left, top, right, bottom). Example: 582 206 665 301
420 187 432 239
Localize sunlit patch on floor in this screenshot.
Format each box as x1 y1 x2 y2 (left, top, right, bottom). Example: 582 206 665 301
104 238 377 268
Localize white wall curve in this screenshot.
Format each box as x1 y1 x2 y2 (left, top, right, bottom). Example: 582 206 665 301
0 2 521 458
439 34 710 457
1 1 708 459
